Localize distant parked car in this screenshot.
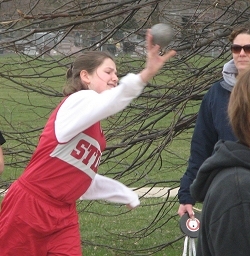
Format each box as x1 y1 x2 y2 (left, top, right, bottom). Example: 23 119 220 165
23 46 39 56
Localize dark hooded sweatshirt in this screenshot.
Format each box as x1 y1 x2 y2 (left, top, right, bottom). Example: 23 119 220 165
190 140 250 256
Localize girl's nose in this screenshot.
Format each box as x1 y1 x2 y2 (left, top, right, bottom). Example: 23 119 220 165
113 74 118 83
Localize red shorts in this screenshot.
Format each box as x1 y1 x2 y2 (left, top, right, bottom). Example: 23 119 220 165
0 179 82 256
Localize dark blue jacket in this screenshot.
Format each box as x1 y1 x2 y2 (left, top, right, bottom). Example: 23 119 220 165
178 79 237 205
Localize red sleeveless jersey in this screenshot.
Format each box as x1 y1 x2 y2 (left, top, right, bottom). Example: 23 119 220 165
21 98 106 204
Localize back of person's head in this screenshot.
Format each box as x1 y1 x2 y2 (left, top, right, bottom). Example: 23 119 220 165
63 51 115 96
228 25 250 43
228 67 250 146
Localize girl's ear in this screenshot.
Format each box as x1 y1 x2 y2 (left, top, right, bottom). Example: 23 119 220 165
80 70 90 86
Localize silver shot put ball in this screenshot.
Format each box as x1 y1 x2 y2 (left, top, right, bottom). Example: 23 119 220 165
151 23 174 49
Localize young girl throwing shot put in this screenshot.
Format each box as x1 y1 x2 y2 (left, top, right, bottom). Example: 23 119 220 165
0 30 176 256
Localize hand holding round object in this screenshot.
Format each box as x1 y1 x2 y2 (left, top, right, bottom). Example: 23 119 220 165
179 212 201 238
151 23 174 49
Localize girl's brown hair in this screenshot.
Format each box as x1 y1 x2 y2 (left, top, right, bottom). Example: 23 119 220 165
63 51 115 96
228 68 250 146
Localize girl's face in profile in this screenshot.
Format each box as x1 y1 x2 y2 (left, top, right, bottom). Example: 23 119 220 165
83 58 118 93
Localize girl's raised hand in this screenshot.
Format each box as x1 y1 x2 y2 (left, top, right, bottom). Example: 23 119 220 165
140 29 176 83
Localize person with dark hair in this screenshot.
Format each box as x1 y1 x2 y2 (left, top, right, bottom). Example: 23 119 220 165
190 67 250 256
0 131 6 173
178 25 250 219
0 30 176 256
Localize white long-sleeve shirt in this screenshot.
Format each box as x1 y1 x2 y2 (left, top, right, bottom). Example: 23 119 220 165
55 73 146 143
22 73 145 207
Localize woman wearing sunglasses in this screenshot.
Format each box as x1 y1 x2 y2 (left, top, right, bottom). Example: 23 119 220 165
178 25 250 219
230 29 250 74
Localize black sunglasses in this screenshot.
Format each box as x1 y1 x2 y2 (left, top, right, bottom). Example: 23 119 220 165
231 44 250 54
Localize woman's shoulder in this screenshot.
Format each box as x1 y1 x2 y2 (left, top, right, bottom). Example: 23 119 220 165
209 79 228 92
203 79 230 100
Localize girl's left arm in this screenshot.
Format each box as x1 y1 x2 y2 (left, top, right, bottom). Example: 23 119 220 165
79 173 140 209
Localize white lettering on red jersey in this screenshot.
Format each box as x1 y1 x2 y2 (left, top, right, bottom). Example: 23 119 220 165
50 133 101 179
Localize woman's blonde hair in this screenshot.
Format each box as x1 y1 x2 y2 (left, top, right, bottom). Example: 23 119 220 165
228 68 250 146
63 51 115 96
